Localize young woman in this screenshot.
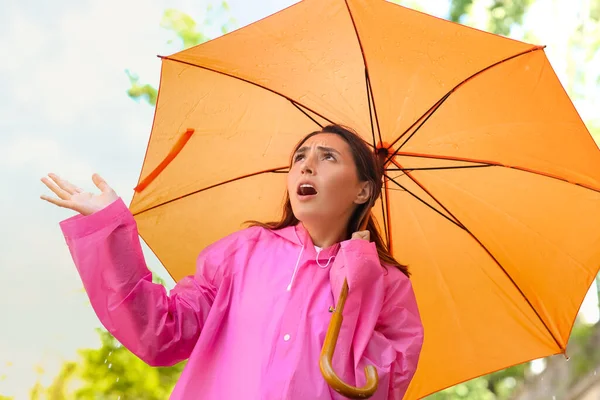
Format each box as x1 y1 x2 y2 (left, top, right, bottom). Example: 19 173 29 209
41 124 424 399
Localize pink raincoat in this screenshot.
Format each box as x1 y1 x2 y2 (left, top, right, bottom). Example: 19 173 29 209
60 198 424 399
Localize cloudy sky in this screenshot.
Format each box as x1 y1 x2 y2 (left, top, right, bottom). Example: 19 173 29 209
0 0 597 398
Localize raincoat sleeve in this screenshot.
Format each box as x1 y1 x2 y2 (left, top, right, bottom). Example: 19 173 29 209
59 197 224 367
329 239 424 399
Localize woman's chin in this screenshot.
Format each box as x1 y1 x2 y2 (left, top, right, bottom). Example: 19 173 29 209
294 210 322 225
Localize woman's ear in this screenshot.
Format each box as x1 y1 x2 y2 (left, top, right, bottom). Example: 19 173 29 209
354 181 372 205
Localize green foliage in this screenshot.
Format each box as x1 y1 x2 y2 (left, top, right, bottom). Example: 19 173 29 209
567 322 599 386
161 2 234 48
74 329 185 399
425 365 525 400
161 9 210 49
487 0 533 36
125 70 158 106
449 0 532 35
427 378 496 400
34 329 185 399
449 0 473 23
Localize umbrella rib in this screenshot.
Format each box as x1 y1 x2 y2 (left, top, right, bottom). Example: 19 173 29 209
388 165 492 172
386 45 545 153
399 167 566 353
343 0 383 146
290 102 325 128
131 165 289 217
379 188 390 246
365 69 377 147
396 151 600 193
385 174 465 230
366 70 383 146
158 56 336 128
382 175 392 248
391 92 452 155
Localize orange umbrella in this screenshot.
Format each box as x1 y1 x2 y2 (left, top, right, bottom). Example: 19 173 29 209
129 0 600 398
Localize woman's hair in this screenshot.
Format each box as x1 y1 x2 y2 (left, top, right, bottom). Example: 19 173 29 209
247 124 409 277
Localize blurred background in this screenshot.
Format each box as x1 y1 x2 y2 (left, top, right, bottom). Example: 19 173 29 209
1 0 599 398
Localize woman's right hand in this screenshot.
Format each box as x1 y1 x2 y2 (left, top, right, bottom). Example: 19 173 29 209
40 173 119 216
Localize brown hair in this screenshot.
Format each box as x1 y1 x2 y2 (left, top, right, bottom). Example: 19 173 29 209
247 124 409 277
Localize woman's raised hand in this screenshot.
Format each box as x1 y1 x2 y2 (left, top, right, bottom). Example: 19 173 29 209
40 173 118 216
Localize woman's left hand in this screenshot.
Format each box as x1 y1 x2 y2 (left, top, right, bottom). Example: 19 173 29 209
351 230 370 241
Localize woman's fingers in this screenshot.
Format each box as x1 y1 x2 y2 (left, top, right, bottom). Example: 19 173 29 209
41 176 72 200
48 173 82 195
92 173 112 193
40 193 75 210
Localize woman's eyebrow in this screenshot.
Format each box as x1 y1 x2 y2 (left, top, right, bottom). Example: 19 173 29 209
317 146 341 155
294 146 341 155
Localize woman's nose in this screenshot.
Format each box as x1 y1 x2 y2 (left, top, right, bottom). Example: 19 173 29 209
301 163 314 174
300 154 315 174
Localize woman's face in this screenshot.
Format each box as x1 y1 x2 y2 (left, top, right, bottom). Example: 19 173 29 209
287 133 370 226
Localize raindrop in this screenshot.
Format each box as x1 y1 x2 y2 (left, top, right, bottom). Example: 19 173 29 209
595 370 597 376
118 397 121 400
108 351 112 357
553 396 556 400
108 363 112 369
104 359 107 364
116 377 120 382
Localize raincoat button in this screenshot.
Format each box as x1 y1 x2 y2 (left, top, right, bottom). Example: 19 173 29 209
283 334 291 341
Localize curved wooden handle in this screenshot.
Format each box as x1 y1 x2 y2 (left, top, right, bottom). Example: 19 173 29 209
320 278 379 399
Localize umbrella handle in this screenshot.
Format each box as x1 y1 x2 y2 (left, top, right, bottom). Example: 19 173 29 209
320 278 379 399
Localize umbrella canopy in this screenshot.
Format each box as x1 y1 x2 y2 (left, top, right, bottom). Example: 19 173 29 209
129 0 600 397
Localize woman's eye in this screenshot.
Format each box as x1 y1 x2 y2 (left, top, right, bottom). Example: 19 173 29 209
293 154 304 162
323 152 336 161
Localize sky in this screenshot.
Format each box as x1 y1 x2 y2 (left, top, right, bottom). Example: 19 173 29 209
0 0 598 398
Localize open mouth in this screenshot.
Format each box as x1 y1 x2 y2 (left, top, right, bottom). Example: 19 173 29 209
297 183 318 197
